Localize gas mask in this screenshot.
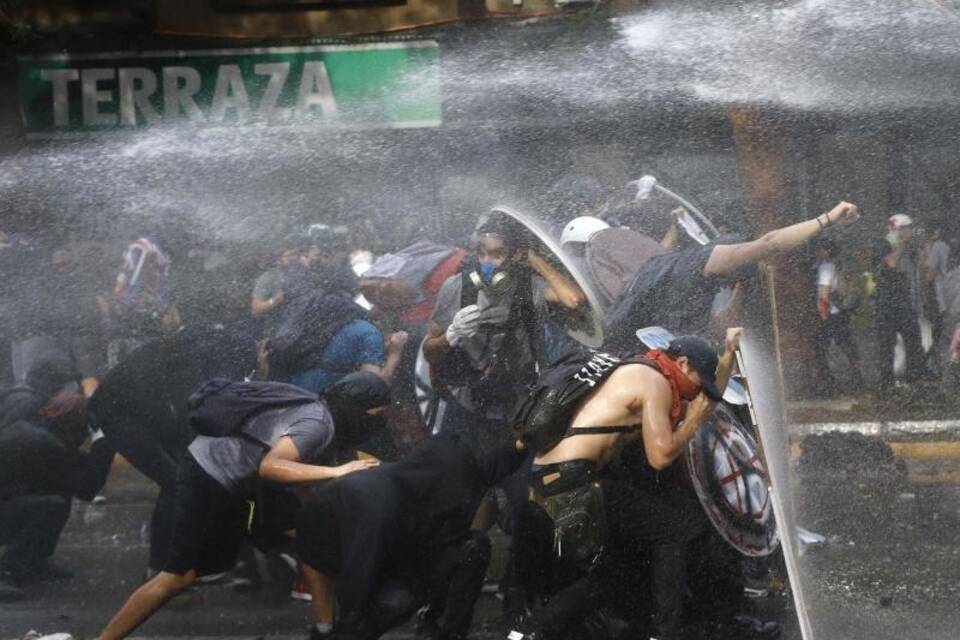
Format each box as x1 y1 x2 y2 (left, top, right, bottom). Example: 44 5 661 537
468 261 512 296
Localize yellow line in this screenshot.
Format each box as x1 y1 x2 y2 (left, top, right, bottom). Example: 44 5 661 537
911 472 960 485
889 442 960 459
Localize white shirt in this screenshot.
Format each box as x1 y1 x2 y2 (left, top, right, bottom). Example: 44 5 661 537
817 261 839 315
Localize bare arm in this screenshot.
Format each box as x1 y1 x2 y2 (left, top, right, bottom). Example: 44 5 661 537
256 340 270 380
423 321 451 368
258 436 378 485
714 327 743 392
660 220 682 250
360 331 409 382
705 201 859 277
528 249 585 310
639 373 711 470
660 207 686 250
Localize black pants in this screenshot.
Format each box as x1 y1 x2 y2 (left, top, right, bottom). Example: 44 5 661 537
438 401 528 610
876 304 926 389
421 532 492 639
603 479 742 638
0 494 71 580
814 312 863 393
344 533 492 640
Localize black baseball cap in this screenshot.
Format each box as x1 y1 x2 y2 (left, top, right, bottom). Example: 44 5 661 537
667 335 722 401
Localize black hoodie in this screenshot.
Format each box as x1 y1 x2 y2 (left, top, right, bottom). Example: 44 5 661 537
297 435 524 630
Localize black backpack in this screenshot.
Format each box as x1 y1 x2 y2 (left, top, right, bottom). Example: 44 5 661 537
511 351 656 454
187 378 318 437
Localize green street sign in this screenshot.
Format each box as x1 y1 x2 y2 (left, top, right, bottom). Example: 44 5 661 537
18 42 441 135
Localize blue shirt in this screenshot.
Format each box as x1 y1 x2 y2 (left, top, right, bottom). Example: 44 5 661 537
287 319 385 394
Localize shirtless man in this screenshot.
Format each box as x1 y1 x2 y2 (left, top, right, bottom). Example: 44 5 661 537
511 328 742 640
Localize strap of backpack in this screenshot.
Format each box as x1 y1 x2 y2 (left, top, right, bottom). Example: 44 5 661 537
558 357 657 440
564 425 634 437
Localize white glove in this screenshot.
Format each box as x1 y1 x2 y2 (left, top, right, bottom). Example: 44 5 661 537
446 304 481 347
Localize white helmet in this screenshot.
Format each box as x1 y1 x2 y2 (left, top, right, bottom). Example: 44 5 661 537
560 216 610 248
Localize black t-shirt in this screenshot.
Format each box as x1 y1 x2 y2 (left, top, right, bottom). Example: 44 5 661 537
875 265 913 315
603 244 719 352
92 326 257 429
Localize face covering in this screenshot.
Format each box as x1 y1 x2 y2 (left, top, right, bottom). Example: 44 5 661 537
323 371 391 446
644 349 702 425
480 261 498 285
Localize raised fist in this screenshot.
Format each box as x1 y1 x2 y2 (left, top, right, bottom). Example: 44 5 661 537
826 201 860 227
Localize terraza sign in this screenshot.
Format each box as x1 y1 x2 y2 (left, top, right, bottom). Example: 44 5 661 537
18 42 440 135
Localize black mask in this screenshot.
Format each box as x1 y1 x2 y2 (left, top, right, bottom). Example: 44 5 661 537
323 371 391 446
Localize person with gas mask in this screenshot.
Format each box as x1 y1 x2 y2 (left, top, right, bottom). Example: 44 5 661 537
423 212 585 450
98 371 390 640
296 434 527 640
422 211 585 625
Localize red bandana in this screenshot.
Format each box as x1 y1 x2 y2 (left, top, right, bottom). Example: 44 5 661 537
643 349 701 425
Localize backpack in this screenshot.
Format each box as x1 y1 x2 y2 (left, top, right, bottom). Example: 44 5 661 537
187 378 318 437
511 350 655 454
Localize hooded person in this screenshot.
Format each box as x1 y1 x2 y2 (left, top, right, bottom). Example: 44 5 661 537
296 433 527 640
265 256 409 395
99 372 390 640
322 371 392 450
0 357 112 601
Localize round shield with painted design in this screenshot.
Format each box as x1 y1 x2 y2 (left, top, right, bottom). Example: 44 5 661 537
685 403 779 556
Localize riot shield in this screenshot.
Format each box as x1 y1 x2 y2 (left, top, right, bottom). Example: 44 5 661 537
491 205 608 349
636 326 779 557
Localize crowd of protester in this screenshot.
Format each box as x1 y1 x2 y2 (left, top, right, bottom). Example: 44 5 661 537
812 214 960 398
0 184 953 640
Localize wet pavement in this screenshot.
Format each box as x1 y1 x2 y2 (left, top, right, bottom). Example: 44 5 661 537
3 430 959 640
793 431 960 640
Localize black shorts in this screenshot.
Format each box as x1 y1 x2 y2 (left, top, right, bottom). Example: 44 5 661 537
163 453 247 576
